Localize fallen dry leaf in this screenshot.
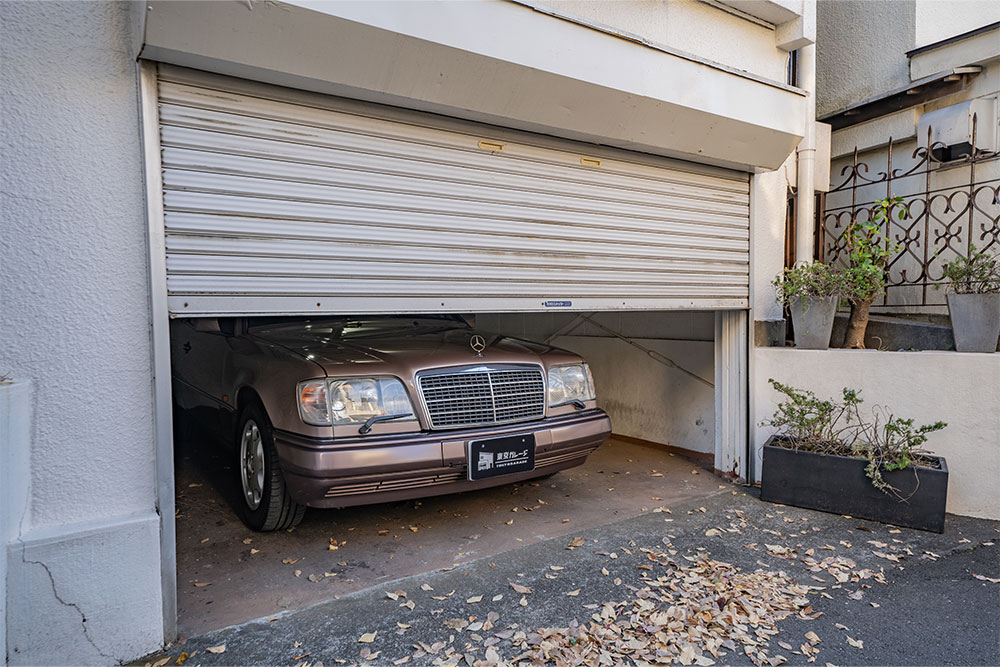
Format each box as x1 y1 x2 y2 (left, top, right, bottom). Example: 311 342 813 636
358 632 377 643
466 595 483 604
510 582 532 594
846 636 864 649
972 574 1000 583
566 536 585 549
193 582 211 588
206 645 226 654
420 583 433 591
566 589 581 596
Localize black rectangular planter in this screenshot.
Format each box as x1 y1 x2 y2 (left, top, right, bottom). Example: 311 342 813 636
760 437 948 533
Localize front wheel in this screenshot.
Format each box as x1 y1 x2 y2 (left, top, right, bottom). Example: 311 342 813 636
236 403 305 531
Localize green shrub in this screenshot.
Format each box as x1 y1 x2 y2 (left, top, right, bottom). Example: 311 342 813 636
772 262 845 307
940 245 1000 294
763 379 946 499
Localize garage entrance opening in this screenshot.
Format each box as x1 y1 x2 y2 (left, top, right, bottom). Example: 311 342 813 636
171 309 740 635
147 63 750 638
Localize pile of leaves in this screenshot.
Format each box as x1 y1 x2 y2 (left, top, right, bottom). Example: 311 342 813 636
401 548 816 667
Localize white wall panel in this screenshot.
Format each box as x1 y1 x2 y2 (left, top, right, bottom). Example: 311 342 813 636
157 66 750 315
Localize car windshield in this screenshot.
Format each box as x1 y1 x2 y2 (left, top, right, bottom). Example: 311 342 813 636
247 315 470 340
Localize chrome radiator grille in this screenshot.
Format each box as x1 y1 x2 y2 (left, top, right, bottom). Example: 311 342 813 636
417 365 546 429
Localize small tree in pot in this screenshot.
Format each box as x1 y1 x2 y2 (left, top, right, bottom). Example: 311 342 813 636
841 197 903 349
941 245 1000 352
772 262 845 349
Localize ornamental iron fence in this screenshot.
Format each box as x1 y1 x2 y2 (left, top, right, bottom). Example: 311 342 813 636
816 114 1000 308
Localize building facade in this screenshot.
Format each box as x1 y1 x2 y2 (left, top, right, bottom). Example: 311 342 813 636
816 0 1000 314
1 1 815 663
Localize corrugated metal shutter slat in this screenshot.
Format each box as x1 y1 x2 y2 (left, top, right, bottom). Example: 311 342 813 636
157 69 750 315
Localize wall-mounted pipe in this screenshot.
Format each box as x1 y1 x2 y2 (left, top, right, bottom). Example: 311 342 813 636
795 44 816 265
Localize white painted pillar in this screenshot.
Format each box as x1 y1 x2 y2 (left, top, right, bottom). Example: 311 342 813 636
1 380 33 665
715 311 748 481
795 44 817 265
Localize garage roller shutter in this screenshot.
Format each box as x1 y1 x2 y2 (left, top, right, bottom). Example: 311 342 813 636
155 65 750 316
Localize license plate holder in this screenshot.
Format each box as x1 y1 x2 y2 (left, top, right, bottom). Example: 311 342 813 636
467 434 536 481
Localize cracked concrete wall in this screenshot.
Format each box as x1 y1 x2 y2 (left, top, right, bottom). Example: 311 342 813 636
1 1 164 663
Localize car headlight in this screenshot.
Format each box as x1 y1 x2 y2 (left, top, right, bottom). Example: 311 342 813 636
297 377 415 426
548 363 596 407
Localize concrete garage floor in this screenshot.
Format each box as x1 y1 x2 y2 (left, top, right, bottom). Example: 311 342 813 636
174 435 725 637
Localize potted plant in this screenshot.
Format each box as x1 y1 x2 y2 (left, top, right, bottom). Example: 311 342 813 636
760 379 948 532
940 245 1000 352
840 197 905 349
772 262 844 349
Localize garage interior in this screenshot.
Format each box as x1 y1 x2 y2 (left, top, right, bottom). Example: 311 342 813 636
173 310 729 636
153 64 750 636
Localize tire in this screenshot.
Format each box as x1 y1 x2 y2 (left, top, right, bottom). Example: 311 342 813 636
236 402 306 531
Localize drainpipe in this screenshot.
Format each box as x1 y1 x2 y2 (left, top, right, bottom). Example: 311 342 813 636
795 44 816 265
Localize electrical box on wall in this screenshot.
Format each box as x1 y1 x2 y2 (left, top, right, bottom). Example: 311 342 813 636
917 97 998 161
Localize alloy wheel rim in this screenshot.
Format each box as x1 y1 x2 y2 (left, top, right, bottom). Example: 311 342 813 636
239 420 265 510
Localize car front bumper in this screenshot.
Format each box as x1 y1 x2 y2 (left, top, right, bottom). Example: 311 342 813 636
273 409 611 508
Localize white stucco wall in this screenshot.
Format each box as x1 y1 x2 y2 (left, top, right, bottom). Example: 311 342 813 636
555 337 716 454
752 348 1000 520
0 1 163 663
816 0 916 116
914 0 1000 49
541 0 790 83
751 161 793 322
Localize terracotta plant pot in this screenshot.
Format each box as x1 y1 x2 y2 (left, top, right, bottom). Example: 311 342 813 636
947 293 1000 352
789 296 837 349
760 437 948 533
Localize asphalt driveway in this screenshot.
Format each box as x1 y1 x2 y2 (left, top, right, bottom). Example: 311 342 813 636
150 484 999 666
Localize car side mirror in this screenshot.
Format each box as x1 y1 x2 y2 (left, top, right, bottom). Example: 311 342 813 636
192 318 222 333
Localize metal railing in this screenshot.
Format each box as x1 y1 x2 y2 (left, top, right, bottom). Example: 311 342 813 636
816 115 1000 308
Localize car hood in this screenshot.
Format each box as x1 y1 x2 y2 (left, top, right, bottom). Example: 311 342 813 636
251 326 578 378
